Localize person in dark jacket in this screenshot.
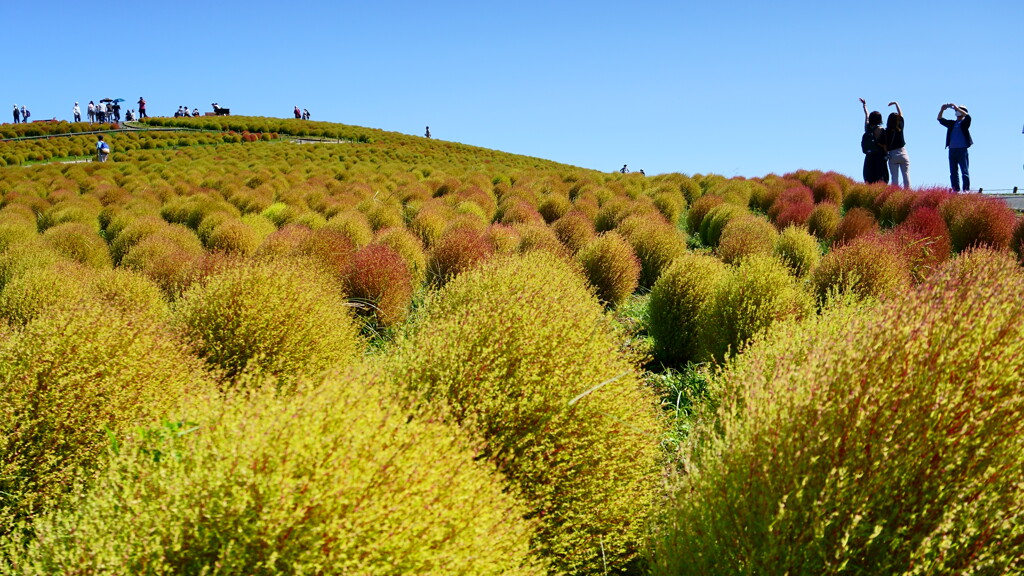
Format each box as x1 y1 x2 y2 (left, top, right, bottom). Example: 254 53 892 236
937 103 972 192
859 98 889 184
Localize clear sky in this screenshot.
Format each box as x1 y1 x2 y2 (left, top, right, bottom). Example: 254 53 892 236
6 0 1022 190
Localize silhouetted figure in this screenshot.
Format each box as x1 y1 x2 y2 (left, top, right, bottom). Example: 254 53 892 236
425 126 431 138
859 98 889 184
938 103 973 192
620 164 629 173
138 97 147 119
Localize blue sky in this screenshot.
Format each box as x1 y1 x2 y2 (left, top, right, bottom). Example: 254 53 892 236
7 0 1022 190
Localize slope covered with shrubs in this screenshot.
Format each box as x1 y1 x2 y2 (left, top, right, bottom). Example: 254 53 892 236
2 116 1023 574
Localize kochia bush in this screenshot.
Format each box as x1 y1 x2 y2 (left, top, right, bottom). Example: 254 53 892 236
773 224 822 277
806 201 841 241
2 373 544 575
716 215 778 264
386 252 663 575
811 235 912 303
172 259 362 386
577 231 641 307
653 252 1024 575
699 254 813 362
0 300 208 534
345 243 414 328
939 193 1017 253
647 252 728 367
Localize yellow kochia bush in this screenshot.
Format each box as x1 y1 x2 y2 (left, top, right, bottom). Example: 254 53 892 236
387 252 663 575
2 371 544 575
652 252 1024 575
0 300 208 533
172 258 363 386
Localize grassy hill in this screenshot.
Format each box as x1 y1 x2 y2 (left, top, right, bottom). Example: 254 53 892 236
1 117 1024 574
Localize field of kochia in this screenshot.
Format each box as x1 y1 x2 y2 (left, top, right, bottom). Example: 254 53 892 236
1 117 1023 575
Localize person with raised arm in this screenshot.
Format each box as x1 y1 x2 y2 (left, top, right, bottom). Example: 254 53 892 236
937 103 972 192
859 98 888 184
881 101 910 188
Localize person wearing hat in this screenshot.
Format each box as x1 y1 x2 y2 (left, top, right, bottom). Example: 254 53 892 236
73 102 81 123
938 103 972 192
12 105 19 124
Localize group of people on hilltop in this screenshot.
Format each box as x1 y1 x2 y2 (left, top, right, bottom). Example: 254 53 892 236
176 106 200 118
83 100 121 123
293 106 311 120
860 98 973 192
11 105 30 123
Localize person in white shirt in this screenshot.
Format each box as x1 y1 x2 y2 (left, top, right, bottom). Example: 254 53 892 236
73 102 81 122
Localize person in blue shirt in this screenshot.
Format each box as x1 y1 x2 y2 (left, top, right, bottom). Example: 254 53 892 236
937 103 972 192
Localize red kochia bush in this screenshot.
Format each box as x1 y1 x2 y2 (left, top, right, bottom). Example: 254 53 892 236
1012 215 1024 263
834 207 879 246
768 185 815 229
345 243 414 327
889 206 952 281
939 193 1017 253
810 172 846 204
427 226 495 286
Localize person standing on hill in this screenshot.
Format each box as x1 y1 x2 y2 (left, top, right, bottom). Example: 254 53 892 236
73 102 81 122
859 98 889 184
621 164 629 174
87 101 95 123
12 105 19 124
880 101 910 188
20 106 28 124
425 126 431 138
938 103 972 192
294 106 302 119
138 97 147 119
95 135 110 162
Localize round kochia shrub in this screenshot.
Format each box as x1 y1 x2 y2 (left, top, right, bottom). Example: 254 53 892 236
619 215 689 287
699 254 813 362
2 372 544 576
0 300 208 533
939 193 1016 253
716 214 778 264
345 243 414 327
426 225 494 286
386 252 663 575
172 259 362 386
653 253 1024 575
577 231 641 307
552 209 596 254
41 222 112 269
807 201 841 240
647 252 728 367
773 225 822 277
811 235 912 303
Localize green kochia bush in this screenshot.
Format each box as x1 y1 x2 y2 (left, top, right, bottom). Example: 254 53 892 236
652 252 1024 575
386 252 663 575
0 300 208 534
2 372 544 575
172 259 363 387
577 231 640 307
647 252 728 367
699 254 813 362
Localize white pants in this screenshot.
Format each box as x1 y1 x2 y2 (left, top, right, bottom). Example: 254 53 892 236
888 147 910 189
